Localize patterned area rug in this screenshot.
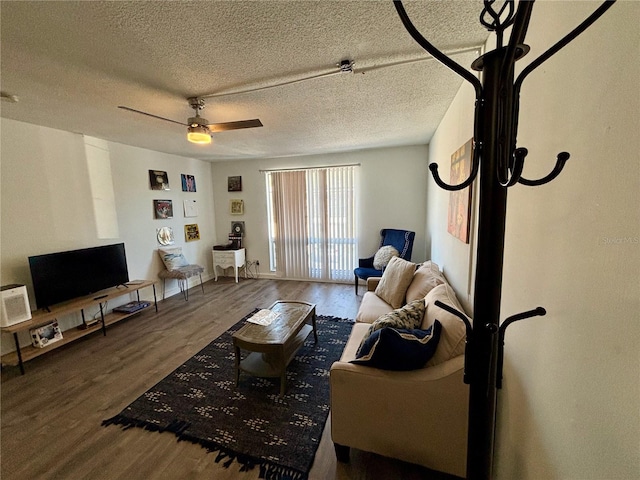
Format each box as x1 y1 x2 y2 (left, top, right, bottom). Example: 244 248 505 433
103 312 353 480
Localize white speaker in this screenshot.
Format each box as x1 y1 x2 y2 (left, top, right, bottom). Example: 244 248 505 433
1 284 32 327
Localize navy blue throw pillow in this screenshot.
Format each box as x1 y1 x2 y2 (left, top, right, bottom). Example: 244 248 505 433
351 321 442 371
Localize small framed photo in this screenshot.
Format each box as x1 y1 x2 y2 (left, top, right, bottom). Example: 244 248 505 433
154 200 173 219
181 174 196 192
228 176 242 192
185 223 200 242
230 199 244 215
149 170 170 190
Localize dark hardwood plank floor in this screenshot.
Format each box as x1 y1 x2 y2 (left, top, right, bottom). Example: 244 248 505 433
1 278 458 480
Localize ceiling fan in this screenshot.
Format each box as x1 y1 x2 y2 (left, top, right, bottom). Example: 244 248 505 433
118 97 262 145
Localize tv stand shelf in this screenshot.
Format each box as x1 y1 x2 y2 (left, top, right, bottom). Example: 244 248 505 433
1 280 157 374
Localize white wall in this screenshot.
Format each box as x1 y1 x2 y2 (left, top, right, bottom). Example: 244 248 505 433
0 119 215 353
428 2 639 478
210 145 430 277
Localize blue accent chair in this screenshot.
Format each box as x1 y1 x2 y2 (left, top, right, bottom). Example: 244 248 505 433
354 229 415 294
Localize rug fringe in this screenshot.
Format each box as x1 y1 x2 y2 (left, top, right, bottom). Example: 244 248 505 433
103 416 307 480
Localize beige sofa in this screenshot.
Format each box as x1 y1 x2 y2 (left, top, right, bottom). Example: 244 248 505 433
330 259 471 478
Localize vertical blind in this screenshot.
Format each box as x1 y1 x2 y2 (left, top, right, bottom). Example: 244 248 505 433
265 166 357 282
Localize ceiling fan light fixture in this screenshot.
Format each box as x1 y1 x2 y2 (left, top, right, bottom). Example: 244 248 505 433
187 125 211 144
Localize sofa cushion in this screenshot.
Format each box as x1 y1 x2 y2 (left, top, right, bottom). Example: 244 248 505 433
373 245 399 270
405 261 446 303
356 291 393 323
374 256 416 309
158 247 189 270
351 321 442 371
359 298 426 348
423 284 469 366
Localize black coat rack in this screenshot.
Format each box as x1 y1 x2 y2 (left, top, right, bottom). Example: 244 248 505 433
393 1 616 479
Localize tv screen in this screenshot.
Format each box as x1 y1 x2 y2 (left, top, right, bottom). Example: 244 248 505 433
29 243 129 309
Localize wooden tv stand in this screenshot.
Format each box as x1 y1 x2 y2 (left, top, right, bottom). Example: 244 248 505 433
1 280 157 375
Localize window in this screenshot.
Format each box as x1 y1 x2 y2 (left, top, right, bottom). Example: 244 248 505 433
265 166 357 282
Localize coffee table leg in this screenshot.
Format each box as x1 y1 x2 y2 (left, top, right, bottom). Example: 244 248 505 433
234 345 241 387
312 313 318 343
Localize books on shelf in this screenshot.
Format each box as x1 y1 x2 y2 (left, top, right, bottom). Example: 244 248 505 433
113 301 150 314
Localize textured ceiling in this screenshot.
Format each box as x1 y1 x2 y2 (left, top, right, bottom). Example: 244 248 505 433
0 1 489 161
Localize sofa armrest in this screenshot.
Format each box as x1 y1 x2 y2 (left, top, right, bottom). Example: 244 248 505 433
366 277 381 291
329 323 468 477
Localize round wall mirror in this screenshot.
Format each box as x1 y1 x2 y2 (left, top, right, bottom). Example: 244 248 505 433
156 226 175 245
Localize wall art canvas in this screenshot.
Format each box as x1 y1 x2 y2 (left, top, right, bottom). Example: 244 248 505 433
181 174 196 192
185 224 200 242
228 176 242 192
149 170 170 190
183 199 198 218
230 199 244 215
154 200 173 219
447 138 474 244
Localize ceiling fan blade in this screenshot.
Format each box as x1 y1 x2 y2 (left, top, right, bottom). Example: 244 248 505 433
207 119 263 132
118 106 187 126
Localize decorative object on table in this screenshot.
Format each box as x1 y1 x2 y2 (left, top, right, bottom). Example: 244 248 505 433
230 199 244 215
153 200 173 219
156 226 175 246
183 199 198 218
184 223 200 242
227 175 242 192
447 138 473 244
181 174 196 192
246 308 280 326
149 170 170 190
30 321 63 348
103 312 352 480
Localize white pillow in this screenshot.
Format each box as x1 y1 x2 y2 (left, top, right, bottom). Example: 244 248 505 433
373 245 399 270
374 256 416 309
158 247 189 270
422 283 470 366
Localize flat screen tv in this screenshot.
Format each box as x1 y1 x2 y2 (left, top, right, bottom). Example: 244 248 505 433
28 243 129 309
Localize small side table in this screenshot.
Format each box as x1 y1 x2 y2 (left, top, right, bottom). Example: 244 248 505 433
212 248 246 283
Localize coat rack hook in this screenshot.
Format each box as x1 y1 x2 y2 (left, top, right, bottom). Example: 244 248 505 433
434 300 475 383
499 147 528 187
429 143 481 191
519 151 570 186
497 307 546 388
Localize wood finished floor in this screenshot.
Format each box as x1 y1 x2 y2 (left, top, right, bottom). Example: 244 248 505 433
1 278 459 480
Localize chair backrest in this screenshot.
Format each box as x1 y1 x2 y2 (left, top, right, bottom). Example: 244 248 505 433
379 229 415 261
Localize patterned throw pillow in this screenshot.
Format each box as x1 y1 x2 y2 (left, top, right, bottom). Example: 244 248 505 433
158 247 189 270
351 322 442 371
358 299 426 351
373 245 399 270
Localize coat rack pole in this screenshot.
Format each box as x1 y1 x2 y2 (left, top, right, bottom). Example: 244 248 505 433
393 1 617 478
466 46 513 480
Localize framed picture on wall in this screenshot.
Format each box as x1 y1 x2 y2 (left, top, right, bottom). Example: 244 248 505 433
185 224 200 242
154 200 173 219
230 199 244 215
228 176 242 192
447 138 473 244
149 170 170 190
181 174 196 192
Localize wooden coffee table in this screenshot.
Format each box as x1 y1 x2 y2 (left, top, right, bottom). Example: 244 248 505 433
232 300 317 396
